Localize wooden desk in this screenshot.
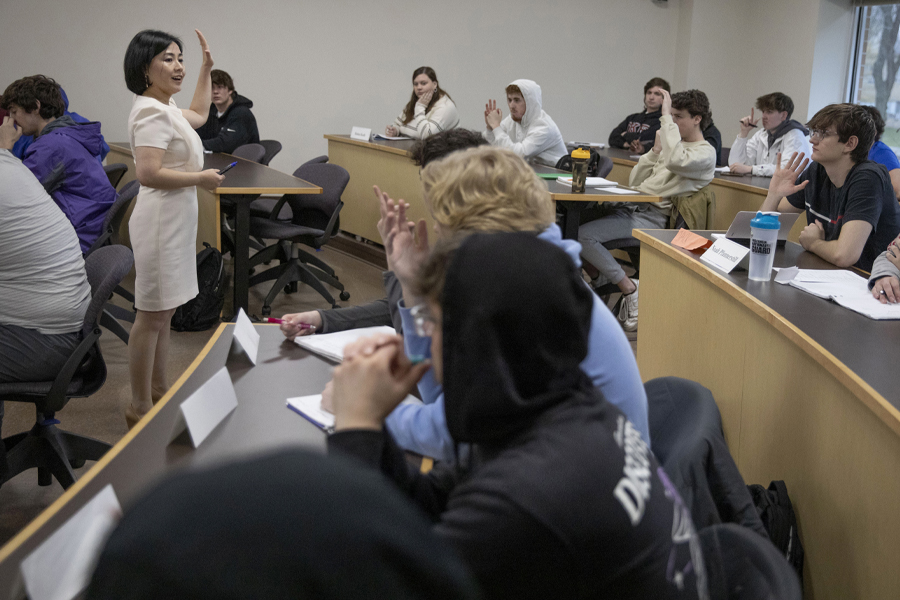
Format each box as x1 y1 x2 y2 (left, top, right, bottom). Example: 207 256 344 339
0 324 330 598
106 144 321 316
634 229 900 600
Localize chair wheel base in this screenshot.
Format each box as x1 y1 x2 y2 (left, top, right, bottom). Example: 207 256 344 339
339 291 350 301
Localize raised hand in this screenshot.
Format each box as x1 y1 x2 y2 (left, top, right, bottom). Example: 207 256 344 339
195 29 213 70
739 107 759 137
484 99 502 130
769 152 809 200
660 89 672 117
384 199 430 293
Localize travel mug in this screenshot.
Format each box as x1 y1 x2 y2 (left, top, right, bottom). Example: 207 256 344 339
570 148 590 193
748 212 781 281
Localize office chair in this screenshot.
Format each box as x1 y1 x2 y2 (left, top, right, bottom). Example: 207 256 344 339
250 155 330 221
645 377 767 535
247 163 350 315
259 140 283 166
103 163 128 189
220 144 266 257
231 143 265 163
0 245 134 490
555 149 612 178
700 523 802 600
85 180 140 345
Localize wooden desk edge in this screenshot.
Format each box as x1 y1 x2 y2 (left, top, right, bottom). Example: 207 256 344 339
324 134 412 157
634 229 900 437
712 176 770 195
0 323 230 564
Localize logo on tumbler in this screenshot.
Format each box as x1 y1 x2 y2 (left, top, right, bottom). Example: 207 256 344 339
751 239 771 255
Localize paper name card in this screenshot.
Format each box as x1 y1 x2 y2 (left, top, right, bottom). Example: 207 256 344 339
700 238 749 273
171 366 238 447
671 229 712 251
20 484 122 600
350 126 372 141
232 308 259 365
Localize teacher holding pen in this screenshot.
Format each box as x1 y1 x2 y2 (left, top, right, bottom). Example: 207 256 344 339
123 29 224 429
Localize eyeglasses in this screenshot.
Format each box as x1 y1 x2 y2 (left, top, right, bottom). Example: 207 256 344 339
808 129 837 141
410 303 436 337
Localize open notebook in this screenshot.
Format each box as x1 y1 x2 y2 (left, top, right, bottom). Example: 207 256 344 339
775 268 900 320
293 326 397 362
287 394 423 433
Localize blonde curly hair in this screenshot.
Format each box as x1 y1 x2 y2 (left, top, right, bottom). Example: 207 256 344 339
420 146 555 234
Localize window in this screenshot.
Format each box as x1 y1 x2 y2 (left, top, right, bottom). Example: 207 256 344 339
850 3 900 150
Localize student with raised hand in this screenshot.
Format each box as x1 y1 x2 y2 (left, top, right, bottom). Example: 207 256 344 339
0 75 116 253
194 69 260 154
728 92 812 176
579 89 716 332
377 147 649 460
859 104 900 201
327 232 708 600
760 104 900 271
385 67 459 140
608 77 670 154
123 29 224 428
482 79 566 166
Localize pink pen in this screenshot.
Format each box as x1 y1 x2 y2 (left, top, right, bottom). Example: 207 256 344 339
263 317 316 330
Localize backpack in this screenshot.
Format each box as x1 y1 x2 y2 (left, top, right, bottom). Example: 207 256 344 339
171 243 225 332
554 147 602 177
747 480 804 586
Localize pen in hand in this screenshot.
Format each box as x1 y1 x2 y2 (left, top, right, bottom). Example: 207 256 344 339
218 161 237 175
264 317 316 330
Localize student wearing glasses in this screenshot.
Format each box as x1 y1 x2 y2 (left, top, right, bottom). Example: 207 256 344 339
759 103 900 272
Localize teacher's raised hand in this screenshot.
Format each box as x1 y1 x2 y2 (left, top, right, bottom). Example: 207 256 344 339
195 29 214 70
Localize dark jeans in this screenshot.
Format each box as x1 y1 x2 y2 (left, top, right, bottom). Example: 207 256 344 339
0 323 81 481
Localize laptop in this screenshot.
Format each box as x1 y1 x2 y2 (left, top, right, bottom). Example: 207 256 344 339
725 211 801 247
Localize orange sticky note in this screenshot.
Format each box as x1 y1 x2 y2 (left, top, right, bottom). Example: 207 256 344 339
671 229 712 251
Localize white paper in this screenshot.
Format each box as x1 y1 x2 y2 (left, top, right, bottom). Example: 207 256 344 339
700 238 750 273
715 166 731 173
711 233 726 240
832 292 900 319
373 134 412 141
294 326 396 362
350 126 372 141
287 394 423 432
21 485 122 600
567 141 607 148
774 266 799 283
174 366 238 447
232 308 259 365
595 187 640 195
556 176 617 187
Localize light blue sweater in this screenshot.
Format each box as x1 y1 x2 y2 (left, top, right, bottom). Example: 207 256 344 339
384 224 650 460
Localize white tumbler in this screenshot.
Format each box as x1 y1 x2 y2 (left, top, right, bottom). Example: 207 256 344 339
748 212 780 281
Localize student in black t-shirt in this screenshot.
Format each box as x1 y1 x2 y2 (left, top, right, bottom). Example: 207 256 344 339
608 77 670 154
759 103 900 271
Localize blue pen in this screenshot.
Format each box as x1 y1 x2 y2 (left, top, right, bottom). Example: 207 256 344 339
218 161 237 175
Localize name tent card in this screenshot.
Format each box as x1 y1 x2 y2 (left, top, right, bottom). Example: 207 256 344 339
171 366 238 447
700 238 750 274
20 484 122 600
350 126 372 141
232 308 259 365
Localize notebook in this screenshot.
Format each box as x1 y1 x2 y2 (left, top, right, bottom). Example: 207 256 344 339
775 268 900 320
293 326 397 362
556 176 617 187
287 394 424 433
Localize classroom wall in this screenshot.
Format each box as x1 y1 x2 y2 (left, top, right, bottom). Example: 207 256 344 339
0 0 855 173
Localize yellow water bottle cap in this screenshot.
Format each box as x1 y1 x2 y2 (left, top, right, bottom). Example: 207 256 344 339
571 148 590 159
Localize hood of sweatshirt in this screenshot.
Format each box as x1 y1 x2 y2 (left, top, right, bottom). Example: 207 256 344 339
767 119 809 149
39 115 106 157
442 232 594 445
222 94 254 116
509 79 543 129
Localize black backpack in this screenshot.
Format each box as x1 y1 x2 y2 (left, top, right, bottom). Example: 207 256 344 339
554 147 602 177
747 480 804 587
171 243 225 332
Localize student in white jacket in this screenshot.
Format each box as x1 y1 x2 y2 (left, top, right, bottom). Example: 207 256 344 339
579 89 716 331
483 79 566 167
728 92 812 177
386 67 459 140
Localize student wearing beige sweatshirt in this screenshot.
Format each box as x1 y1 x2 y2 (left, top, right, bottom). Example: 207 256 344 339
578 89 716 331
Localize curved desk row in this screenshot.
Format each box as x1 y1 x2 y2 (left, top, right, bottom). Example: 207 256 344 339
634 229 900 600
0 324 330 598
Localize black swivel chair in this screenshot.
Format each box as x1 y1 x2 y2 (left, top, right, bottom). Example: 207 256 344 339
85 180 140 345
700 523 802 600
220 144 266 256
250 155 330 221
258 140 283 166
231 143 265 164
0 245 134 489
247 163 350 315
103 163 128 189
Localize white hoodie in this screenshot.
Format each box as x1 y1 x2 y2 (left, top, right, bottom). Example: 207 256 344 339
483 79 567 167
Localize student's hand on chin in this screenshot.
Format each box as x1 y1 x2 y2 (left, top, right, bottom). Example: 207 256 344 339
0 117 21 150
418 90 434 106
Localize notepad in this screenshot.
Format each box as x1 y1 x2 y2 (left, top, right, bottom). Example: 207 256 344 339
287 394 424 433
293 326 397 362
556 176 617 187
596 187 640 195
373 134 412 141
775 268 900 319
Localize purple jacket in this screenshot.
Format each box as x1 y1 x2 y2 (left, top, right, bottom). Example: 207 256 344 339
23 116 116 253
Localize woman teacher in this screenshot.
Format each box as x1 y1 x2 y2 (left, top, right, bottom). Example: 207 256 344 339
385 67 459 140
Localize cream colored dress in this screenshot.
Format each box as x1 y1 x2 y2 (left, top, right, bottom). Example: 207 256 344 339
127 95 203 312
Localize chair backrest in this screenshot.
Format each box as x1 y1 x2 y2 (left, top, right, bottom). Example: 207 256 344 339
596 155 614 178
259 140 283 166
300 154 329 168
103 163 128 188
232 143 266 163
106 180 140 244
721 147 731 167
83 245 134 337
286 163 350 228
699 524 802 600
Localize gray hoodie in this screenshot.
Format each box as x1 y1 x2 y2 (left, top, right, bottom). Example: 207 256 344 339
483 79 567 167
868 249 900 289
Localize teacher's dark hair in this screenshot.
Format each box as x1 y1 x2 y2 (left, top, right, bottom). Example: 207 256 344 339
124 30 183 95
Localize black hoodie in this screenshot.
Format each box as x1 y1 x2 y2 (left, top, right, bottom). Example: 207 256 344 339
329 232 708 600
195 93 260 154
608 108 663 152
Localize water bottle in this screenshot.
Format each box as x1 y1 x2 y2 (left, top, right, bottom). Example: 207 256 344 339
748 212 781 281
571 147 590 193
